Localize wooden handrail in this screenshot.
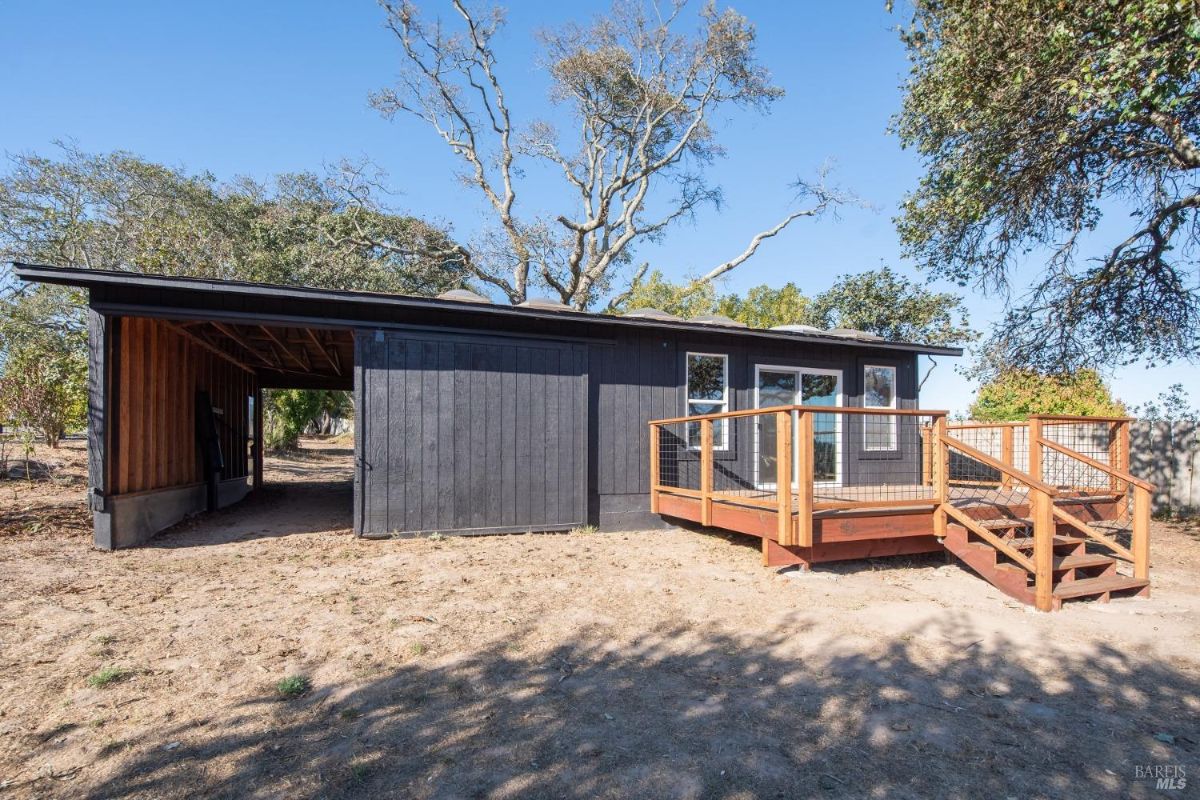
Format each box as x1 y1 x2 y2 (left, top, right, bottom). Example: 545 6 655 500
649 404 948 426
1037 436 1154 491
942 434 1059 497
1031 414 1135 423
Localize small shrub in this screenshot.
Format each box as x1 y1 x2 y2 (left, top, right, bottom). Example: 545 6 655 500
87 666 130 688
409 642 427 657
570 524 599 535
275 675 311 699
427 532 445 542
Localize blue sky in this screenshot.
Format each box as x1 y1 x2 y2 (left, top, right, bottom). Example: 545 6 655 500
1 1 1195 415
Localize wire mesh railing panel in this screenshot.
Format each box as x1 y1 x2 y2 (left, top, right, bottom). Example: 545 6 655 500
655 420 700 493
711 412 775 501
1040 420 1118 492
832 412 940 505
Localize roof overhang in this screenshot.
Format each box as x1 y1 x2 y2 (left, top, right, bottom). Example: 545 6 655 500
11 263 965 358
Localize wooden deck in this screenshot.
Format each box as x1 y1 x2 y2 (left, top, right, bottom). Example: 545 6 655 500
649 408 1152 612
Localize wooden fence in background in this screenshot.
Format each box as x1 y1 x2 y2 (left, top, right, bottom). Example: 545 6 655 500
1132 421 1199 514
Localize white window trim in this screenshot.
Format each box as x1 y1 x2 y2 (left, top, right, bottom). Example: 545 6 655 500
863 364 898 452
685 351 729 450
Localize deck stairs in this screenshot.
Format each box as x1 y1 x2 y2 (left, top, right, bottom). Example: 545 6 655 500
940 506 1149 610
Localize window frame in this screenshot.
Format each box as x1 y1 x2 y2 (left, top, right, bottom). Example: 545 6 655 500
684 351 730 451
862 363 898 452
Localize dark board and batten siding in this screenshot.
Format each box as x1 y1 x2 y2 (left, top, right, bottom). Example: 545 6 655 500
356 330 589 537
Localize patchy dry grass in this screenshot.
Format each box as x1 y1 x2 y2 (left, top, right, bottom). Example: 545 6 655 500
0 439 1198 798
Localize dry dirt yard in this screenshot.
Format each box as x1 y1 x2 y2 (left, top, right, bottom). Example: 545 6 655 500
1 438 1199 799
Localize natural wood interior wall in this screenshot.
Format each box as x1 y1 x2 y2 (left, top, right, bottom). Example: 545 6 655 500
112 316 256 496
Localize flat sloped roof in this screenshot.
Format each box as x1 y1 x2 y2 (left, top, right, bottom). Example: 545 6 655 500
11 262 964 357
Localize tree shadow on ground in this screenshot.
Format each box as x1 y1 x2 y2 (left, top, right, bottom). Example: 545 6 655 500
80 614 1197 799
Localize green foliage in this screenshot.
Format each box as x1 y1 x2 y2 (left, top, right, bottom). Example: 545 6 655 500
893 0 1200 370
1136 383 1199 425
0 326 87 446
808 267 974 347
612 266 975 345
87 666 131 688
968 369 1126 422
0 146 469 438
716 283 814 330
263 389 345 451
275 675 311 699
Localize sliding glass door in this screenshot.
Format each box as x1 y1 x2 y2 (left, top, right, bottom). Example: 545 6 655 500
755 366 842 488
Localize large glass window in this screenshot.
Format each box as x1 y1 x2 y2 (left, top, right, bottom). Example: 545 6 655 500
863 364 897 451
686 353 728 449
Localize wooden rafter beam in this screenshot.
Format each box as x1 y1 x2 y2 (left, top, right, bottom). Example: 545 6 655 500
162 320 255 374
259 325 310 372
211 322 280 369
305 328 343 377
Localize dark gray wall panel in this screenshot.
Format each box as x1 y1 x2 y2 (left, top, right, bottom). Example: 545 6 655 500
357 330 588 536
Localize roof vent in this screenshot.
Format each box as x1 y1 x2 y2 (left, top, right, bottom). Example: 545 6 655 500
690 313 748 328
437 289 491 304
826 327 885 341
622 308 683 321
517 296 572 311
770 324 824 333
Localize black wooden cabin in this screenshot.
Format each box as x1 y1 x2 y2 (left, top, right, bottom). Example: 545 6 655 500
14 263 960 549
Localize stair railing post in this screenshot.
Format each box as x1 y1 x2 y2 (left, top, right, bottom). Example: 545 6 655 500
775 410 794 545
1028 416 1043 483
1112 419 1132 517
1033 489 1055 612
1000 425 1014 489
649 422 661 514
795 409 814 547
1133 483 1151 581
700 418 713 527
920 425 932 486
933 414 948 538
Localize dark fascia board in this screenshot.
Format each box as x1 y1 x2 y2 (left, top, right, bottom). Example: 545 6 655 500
11 262 964 357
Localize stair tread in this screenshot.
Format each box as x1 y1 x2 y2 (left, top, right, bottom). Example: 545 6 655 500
1007 534 1086 550
1053 575 1149 599
1054 553 1115 570
978 517 1033 529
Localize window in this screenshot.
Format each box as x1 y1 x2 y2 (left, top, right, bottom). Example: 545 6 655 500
686 352 729 449
863 364 897 451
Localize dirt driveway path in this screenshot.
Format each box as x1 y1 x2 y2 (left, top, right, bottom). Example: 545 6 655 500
1 439 1198 799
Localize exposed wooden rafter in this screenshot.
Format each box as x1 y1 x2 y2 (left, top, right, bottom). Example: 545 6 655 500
259 326 311 372
305 328 343 376
211 322 279 370
161 320 255 374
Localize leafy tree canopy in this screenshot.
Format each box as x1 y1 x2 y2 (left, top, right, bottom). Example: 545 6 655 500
893 0 1200 371
614 266 975 347
968 368 1126 422
0 145 471 442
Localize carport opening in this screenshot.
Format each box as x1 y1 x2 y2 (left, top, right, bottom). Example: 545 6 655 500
103 314 357 545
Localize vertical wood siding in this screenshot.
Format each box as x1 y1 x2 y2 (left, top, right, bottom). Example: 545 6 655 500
357 331 588 536
111 316 255 495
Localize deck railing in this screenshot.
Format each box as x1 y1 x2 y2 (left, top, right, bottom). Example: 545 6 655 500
650 409 1151 612
946 416 1150 581
650 405 949 548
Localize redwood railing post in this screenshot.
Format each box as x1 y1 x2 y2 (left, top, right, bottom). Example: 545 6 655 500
795 410 814 547
1032 489 1055 611
649 422 661 514
1000 425 1014 489
1028 416 1043 482
700 418 713 526
933 414 948 538
1133 483 1151 580
775 410 793 545
1113 419 1132 517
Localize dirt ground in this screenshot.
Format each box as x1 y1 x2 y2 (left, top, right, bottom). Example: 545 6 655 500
1 438 1198 799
